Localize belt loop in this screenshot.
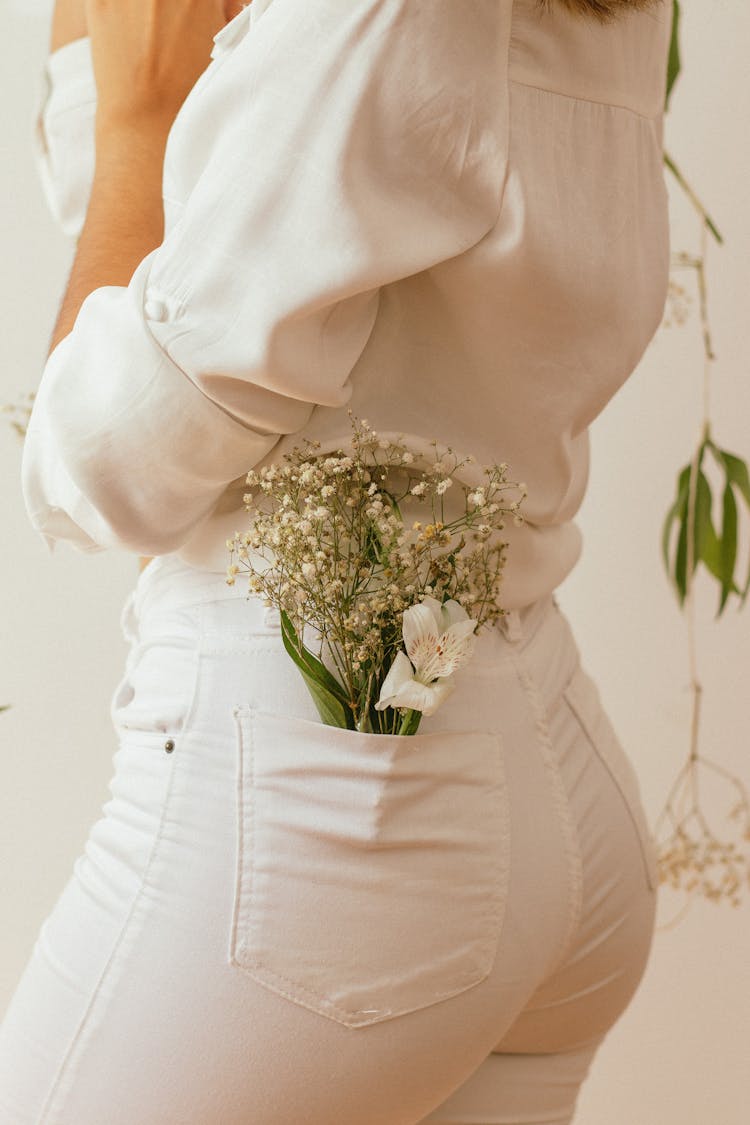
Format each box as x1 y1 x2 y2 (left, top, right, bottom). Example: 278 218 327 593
499 608 523 643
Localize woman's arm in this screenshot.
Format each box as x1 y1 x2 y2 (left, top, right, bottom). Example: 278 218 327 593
47 1 159 574
47 0 157 574
46 1 229 574
49 0 230 354
50 0 87 51
23 0 512 560
46 3 165 576
57 126 167 576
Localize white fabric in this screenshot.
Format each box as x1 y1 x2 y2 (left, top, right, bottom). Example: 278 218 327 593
0 557 658 1122
23 0 673 607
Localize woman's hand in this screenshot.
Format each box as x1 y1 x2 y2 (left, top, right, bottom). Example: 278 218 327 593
85 0 247 137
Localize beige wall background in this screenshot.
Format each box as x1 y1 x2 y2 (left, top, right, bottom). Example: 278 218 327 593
1 2 748 1121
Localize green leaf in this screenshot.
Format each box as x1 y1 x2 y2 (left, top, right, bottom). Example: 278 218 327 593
674 506 688 605
301 672 352 729
693 469 723 580
665 0 681 113
279 609 354 728
717 482 739 617
662 463 691 575
279 609 350 702
716 447 750 607
664 441 750 615
720 450 750 511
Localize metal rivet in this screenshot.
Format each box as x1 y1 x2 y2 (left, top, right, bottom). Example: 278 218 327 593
164 739 175 753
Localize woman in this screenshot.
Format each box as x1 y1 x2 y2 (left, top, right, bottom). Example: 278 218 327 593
1 0 670 1121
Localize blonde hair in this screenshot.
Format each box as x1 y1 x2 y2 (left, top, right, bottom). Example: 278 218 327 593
536 0 665 24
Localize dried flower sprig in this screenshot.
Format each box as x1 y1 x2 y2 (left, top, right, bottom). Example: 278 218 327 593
655 753 750 907
226 411 526 734
1 390 35 440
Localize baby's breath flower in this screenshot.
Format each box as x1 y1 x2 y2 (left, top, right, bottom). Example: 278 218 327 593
226 411 525 731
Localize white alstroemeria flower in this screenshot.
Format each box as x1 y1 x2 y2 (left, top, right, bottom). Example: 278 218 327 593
375 597 479 717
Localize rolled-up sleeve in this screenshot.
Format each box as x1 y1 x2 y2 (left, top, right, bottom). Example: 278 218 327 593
32 35 96 239
23 0 511 557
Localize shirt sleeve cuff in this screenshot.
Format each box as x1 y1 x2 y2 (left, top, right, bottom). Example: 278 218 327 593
32 37 96 238
21 253 281 557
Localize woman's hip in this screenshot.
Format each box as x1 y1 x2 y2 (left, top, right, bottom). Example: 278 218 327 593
102 559 589 1019
0 557 656 1122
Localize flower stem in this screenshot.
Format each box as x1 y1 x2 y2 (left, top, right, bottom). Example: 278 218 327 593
397 708 422 736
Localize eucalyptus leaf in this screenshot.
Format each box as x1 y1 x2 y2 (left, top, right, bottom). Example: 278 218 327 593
674 504 688 604
662 463 691 574
694 469 723 580
720 450 750 511
717 481 739 617
707 442 750 609
665 441 750 614
665 0 681 112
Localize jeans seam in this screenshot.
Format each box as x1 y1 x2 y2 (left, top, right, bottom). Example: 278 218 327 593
36 752 181 1124
508 645 584 980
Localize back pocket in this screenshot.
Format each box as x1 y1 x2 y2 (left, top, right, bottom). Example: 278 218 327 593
562 664 659 892
228 706 511 1028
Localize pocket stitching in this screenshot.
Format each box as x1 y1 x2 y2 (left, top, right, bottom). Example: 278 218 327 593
229 706 511 1027
562 670 658 892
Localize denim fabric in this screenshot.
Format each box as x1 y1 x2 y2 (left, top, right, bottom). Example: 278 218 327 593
0 553 657 1123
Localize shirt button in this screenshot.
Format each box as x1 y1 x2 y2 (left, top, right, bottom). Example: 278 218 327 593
144 297 169 322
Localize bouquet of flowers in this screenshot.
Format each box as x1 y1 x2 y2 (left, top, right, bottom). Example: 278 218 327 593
226 412 527 735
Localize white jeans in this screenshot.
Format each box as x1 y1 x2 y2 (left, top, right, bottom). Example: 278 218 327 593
0 553 658 1124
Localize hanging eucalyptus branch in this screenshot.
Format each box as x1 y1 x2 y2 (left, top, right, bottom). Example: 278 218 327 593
662 424 750 618
654 0 750 914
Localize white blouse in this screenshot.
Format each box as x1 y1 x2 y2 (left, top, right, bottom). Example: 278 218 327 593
23 0 672 610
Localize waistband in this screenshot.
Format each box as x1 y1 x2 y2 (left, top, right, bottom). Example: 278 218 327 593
128 553 557 654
